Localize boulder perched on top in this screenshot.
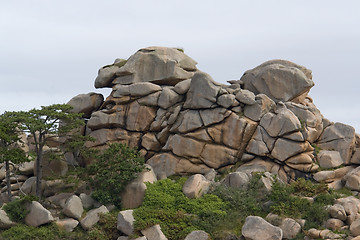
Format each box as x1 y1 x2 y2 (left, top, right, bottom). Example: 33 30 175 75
241 60 314 103
67 92 104 118
96 47 198 88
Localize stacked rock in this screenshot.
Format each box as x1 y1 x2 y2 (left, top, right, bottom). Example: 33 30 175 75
74 46 357 183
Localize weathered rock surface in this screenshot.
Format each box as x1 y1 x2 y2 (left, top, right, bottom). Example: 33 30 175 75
80 205 109 230
117 210 135 236
113 47 197 86
317 122 356 165
67 92 104 118
242 216 282 240
141 224 168 240
0 209 16 229
25 201 54 227
55 218 79 232
184 230 210 240
62 195 84 220
121 164 157 209
241 60 314 102
182 174 211 199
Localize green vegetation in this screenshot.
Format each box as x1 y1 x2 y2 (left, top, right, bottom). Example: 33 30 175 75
86 211 119 240
102 59 127 69
88 143 146 208
9 104 84 198
133 178 227 240
0 212 119 240
311 143 322 156
0 223 70 240
268 178 349 229
133 174 352 239
3 195 38 222
0 112 29 201
209 173 268 237
176 48 184 53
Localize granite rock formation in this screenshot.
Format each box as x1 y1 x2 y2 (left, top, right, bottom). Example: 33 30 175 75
68 46 357 184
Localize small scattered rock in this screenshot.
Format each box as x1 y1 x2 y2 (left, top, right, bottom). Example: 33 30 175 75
141 224 168 240
117 210 135 236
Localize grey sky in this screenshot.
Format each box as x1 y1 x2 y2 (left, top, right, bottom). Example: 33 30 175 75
1 1 359 132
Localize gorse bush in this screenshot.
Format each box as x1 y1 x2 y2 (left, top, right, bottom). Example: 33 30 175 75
88 143 145 208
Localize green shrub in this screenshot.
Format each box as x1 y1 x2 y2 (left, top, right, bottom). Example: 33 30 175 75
291 177 328 197
86 212 119 240
133 178 226 240
268 178 333 229
88 143 145 207
3 195 38 222
210 173 268 237
0 223 69 240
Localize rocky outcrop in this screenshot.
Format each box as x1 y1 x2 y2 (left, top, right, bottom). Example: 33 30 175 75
79 46 360 184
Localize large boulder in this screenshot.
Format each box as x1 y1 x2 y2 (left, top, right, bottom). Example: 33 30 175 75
241 60 314 102
25 201 54 227
121 164 157 209
113 46 197 86
62 195 84 220
242 216 283 240
182 174 211 199
80 205 109 230
183 72 220 109
94 59 127 88
0 209 16 229
317 122 356 165
67 92 104 118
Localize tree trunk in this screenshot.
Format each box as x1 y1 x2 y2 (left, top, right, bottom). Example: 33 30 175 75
5 160 12 202
35 146 43 199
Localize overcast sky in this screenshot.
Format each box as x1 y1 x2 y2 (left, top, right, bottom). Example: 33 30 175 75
1 1 359 132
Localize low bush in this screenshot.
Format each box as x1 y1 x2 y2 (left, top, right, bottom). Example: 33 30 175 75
133 178 227 240
3 195 38 222
88 143 145 208
0 223 70 240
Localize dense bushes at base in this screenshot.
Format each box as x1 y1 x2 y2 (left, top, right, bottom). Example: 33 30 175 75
133 174 352 240
133 178 227 240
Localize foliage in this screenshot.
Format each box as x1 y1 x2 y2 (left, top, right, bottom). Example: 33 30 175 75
133 178 227 240
62 133 98 166
0 112 28 200
210 173 268 237
3 195 38 222
86 212 119 240
268 178 335 229
88 143 145 207
9 104 84 198
0 224 65 240
176 48 184 53
311 143 322 156
291 177 328 197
